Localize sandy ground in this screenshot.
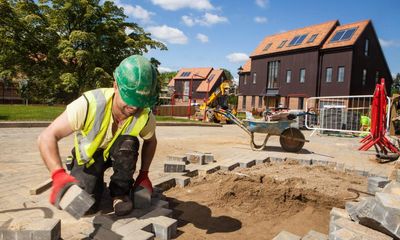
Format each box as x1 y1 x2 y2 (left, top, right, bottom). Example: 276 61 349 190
165 161 368 239
0 125 396 239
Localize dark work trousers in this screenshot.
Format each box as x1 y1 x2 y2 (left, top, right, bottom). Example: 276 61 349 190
70 135 139 208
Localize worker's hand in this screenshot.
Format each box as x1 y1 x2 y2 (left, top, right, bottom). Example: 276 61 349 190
49 168 78 205
133 170 153 193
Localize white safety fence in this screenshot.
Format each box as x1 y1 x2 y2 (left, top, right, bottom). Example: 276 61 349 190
304 95 391 134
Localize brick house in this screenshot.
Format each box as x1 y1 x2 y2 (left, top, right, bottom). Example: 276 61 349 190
238 19 392 112
168 67 228 105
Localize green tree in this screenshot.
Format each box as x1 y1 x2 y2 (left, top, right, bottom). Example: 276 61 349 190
0 0 166 104
221 68 233 81
392 73 400 94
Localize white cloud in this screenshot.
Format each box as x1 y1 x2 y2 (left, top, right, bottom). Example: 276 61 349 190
226 53 249 63
255 0 269 8
182 13 228 27
158 66 174 73
254 16 268 24
114 1 154 23
151 0 213 11
147 25 188 44
182 15 195 27
196 33 209 43
379 38 400 47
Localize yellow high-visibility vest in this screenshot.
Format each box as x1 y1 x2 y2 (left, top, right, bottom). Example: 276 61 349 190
74 88 150 167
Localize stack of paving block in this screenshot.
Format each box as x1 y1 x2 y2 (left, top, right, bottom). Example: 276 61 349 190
164 155 187 173
367 176 391 194
186 152 214 165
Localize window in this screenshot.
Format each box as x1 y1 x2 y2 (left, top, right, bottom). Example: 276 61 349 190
242 96 246 109
253 73 257 84
326 67 333 82
300 69 306 83
263 43 272 51
251 96 256 107
330 27 357 43
375 71 380 83
307 34 318 43
338 67 345 82
258 96 263 108
183 81 189 101
289 34 308 46
244 74 247 85
362 69 367 86
267 61 280 88
278 40 287 48
298 97 304 110
364 39 369 56
286 70 292 83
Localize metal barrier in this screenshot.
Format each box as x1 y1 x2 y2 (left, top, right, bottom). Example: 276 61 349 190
304 95 391 134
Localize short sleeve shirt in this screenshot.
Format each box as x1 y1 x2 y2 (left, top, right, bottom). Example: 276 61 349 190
66 96 156 149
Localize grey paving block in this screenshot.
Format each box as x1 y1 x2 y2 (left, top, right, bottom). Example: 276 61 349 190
269 157 285 164
369 176 390 188
312 159 329 166
238 159 256 168
335 163 345 172
330 207 350 221
175 176 190 187
134 186 152 209
334 218 392 240
220 162 239 171
186 152 205 164
114 220 152 236
123 229 155 240
140 208 173 219
163 161 186 173
58 184 95 219
204 153 214 163
91 226 123 240
197 164 220 175
167 155 187 162
376 192 400 215
151 198 169 208
382 181 400 194
298 159 312 166
255 157 268 164
151 216 177 240
330 228 359 240
302 230 328 240
153 177 176 191
25 218 61 240
345 201 359 221
272 230 301 240
92 215 125 231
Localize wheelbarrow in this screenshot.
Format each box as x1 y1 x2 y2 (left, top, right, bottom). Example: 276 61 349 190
215 109 309 152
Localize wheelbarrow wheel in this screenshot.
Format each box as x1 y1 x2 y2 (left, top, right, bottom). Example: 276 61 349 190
280 128 305 152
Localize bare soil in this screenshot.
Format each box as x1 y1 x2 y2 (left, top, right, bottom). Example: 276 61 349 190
165 161 368 239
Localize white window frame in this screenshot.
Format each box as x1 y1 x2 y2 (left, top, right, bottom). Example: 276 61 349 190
362 69 367 86
364 39 369 56
300 69 306 83
253 73 257 84
286 70 291 83
326 67 333 83
338 67 345 82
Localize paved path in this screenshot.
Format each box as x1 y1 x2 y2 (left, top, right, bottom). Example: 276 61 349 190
0 125 396 239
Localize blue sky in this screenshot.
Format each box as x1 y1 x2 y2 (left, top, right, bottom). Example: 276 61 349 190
116 0 400 80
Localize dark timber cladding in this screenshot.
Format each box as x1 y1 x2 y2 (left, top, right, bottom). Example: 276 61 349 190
238 19 393 111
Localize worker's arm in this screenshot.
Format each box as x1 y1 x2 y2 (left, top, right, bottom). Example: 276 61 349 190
37 110 75 172
140 134 157 171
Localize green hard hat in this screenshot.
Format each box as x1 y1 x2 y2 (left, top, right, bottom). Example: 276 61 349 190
114 55 158 107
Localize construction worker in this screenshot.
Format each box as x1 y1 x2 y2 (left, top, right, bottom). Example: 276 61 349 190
37 55 158 216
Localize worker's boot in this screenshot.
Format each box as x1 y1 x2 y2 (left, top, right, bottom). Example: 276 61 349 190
113 195 133 216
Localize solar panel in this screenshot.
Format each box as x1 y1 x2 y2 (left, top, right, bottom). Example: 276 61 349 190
289 36 300 46
296 34 308 45
330 30 345 42
341 28 357 41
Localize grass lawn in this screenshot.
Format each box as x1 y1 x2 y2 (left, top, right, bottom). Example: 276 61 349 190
0 104 199 122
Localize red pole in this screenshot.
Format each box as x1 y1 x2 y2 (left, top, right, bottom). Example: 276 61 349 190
188 76 193 119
